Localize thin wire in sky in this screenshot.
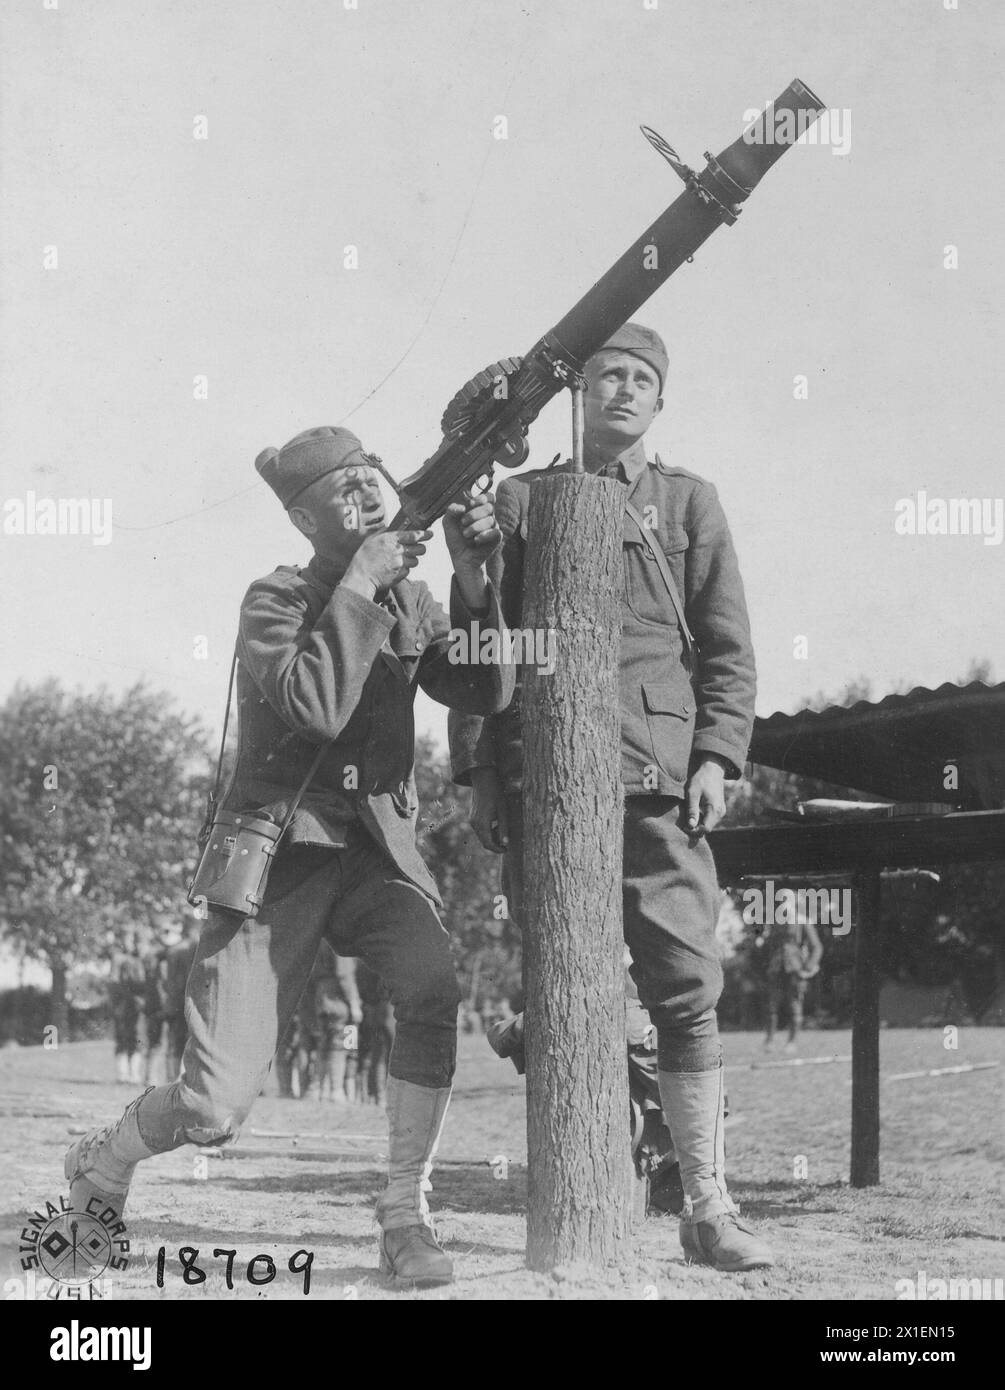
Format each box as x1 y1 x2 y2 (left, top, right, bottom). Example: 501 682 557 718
117 9 536 535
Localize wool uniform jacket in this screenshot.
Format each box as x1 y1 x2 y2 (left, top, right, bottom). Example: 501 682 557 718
226 553 514 906
449 452 756 799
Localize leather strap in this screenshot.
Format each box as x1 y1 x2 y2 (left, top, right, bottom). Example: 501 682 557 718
204 648 239 829
624 499 697 668
205 643 329 837
278 742 330 836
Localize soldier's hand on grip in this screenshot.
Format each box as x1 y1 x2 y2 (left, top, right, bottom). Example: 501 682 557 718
443 490 502 571
341 529 432 599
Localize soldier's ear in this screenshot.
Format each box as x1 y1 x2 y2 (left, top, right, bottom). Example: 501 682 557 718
654 396 664 415
288 505 317 536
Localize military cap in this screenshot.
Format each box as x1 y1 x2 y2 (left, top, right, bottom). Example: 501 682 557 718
592 322 668 392
255 426 369 509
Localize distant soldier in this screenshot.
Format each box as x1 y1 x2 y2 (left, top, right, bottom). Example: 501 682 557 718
356 959 395 1107
763 911 823 1050
108 933 146 1086
161 917 200 1082
141 919 174 1086
313 948 363 1102
276 1007 312 1098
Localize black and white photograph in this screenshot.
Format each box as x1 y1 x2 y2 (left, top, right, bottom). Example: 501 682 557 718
1 0 1002 1340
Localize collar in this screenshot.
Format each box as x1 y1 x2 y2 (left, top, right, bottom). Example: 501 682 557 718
578 440 650 484
303 553 347 588
612 441 650 483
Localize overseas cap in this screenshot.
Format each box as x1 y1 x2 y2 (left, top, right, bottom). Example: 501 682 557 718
255 426 368 509
592 323 668 392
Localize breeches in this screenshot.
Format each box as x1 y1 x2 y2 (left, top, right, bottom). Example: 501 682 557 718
137 827 461 1151
504 793 723 1073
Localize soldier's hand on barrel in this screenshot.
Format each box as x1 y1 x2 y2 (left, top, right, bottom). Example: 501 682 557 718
470 767 509 853
342 528 433 597
684 756 728 837
443 489 502 570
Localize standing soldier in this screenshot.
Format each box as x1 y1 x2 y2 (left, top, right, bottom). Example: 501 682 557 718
141 917 173 1086
108 933 146 1086
310 945 363 1102
65 425 512 1288
763 907 823 1050
450 324 772 1271
356 959 396 1107
275 1007 308 1099
161 916 201 1083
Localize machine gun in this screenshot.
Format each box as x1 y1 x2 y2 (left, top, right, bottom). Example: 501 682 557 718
387 78 825 529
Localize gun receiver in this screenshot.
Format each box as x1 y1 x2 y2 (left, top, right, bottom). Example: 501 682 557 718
389 78 825 530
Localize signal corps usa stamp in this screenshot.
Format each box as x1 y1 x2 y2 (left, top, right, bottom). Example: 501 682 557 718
11 1194 129 1299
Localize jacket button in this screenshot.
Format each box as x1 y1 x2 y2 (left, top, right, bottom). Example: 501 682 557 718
414 640 423 651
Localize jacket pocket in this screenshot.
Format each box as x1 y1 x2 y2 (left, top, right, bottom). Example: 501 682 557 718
641 679 695 784
623 534 689 630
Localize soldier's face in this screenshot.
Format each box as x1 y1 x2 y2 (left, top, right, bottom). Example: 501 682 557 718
289 465 387 555
584 351 663 448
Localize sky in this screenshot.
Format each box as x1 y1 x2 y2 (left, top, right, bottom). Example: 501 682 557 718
1 0 1003 756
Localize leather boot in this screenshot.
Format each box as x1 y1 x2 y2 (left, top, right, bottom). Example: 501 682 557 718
658 1066 773 1271
379 1224 452 1288
64 1088 157 1220
376 1077 453 1286
679 1210 775 1271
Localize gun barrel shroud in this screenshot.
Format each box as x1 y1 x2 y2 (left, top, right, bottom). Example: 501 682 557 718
391 78 825 528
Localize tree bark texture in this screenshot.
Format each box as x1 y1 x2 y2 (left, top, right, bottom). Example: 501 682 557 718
49 962 69 1042
522 473 631 1269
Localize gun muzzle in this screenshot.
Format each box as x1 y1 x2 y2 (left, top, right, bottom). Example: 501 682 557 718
547 78 827 369
717 79 826 191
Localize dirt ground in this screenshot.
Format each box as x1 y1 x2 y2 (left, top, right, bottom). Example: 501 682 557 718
2 1029 1002 1301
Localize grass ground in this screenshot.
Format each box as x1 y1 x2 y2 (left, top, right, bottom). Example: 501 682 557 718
1 1028 1002 1300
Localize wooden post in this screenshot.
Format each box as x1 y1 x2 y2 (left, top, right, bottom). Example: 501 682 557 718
850 871 882 1186
522 469 631 1270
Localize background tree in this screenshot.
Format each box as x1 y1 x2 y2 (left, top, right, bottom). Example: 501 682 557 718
0 680 213 1037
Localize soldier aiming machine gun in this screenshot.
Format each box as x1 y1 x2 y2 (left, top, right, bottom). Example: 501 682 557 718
385 78 825 529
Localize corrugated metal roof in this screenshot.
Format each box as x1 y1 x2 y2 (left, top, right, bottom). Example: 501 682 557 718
748 681 1005 809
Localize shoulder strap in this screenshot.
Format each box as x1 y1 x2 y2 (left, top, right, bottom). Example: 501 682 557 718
623 498 697 667
205 644 329 836
277 743 330 835
204 647 239 827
